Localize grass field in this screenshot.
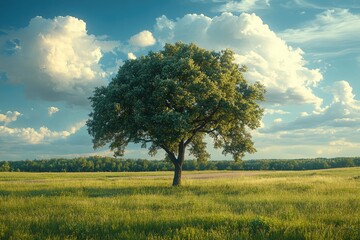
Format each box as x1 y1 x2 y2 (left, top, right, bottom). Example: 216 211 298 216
0 168 359 239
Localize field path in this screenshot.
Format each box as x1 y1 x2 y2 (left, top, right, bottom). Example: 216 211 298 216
183 171 261 179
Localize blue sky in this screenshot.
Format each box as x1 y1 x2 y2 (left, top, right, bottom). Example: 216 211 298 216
1 0 360 161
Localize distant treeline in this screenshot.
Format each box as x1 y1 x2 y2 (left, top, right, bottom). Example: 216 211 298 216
1 156 360 172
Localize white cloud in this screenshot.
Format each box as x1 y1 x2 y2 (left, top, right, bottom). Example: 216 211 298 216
0 120 86 144
330 81 359 107
127 52 137 60
261 80 360 133
273 118 283 124
48 106 59 116
249 78 360 157
290 0 326 9
68 121 87 134
0 16 119 105
280 9 360 57
154 12 323 105
264 108 290 115
250 123 360 159
300 112 309 117
288 0 360 10
129 30 156 47
216 0 270 12
0 111 21 124
329 139 356 147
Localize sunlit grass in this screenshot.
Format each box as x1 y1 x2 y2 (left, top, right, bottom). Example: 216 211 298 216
0 168 359 239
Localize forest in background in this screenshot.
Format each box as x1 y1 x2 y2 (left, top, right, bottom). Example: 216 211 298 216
1 156 359 172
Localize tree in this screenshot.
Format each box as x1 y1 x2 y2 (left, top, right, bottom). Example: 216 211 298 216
0 161 11 172
87 42 265 186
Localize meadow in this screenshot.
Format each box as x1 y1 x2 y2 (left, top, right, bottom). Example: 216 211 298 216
0 168 359 239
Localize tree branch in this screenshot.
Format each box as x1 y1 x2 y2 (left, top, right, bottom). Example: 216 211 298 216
185 111 220 147
160 144 177 164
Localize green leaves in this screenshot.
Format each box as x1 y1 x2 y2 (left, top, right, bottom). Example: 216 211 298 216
87 42 265 162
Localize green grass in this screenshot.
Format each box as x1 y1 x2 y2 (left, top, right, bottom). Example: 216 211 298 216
0 168 359 239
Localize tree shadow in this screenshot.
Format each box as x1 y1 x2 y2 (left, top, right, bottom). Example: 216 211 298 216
0 185 211 198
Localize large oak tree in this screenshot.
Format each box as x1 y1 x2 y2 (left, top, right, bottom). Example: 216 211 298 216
87 42 265 186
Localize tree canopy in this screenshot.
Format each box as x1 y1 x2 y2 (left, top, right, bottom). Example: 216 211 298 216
87 42 265 185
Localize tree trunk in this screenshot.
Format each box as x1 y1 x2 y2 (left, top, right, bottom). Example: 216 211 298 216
172 162 182 186
172 141 185 186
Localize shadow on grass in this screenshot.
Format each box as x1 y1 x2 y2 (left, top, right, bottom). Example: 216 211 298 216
0 183 265 198
20 216 284 240
5 215 357 240
0 185 217 198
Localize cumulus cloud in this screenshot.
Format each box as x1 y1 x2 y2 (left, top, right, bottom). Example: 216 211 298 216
250 118 360 158
154 12 323 105
261 80 360 133
129 30 156 47
48 106 59 116
127 52 137 60
216 0 270 12
0 16 119 105
0 111 21 124
280 9 360 57
331 81 359 106
0 120 86 144
249 79 360 157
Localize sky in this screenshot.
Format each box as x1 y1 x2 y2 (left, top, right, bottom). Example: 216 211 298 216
1 0 360 161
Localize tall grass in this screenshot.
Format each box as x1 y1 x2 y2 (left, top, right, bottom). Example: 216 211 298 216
0 168 359 239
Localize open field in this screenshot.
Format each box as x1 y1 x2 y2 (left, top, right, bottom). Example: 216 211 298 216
0 168 359 239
